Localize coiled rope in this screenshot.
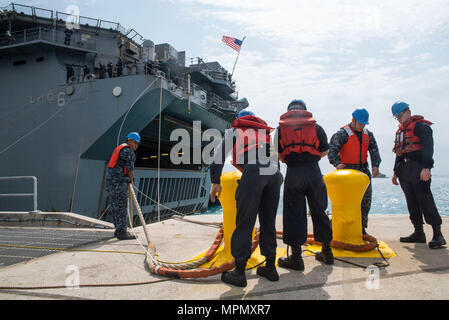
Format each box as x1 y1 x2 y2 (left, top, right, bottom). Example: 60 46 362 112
128 185 261 278
277 231 389 268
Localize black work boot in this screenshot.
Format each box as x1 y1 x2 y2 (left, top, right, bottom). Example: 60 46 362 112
429 225 447 249
278 245 304 271
257 256 279 281
221 260 247 287
400 225 426 243
315 242 334 265
116 229 137 240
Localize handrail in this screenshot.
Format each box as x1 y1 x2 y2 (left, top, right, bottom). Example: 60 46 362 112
2 2 145 44
0 176 40 213
0 26 97 50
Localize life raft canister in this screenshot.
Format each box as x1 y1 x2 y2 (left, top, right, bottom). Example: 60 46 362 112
339 124 370 165
231 115 274 171
278 109 321 161
107 143 131 175
393 115 433 156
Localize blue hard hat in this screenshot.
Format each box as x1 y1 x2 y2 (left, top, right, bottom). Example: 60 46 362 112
391 101 409 117
288 99 307 110
352 108 369 125
237 110 255 118
126 132 141 143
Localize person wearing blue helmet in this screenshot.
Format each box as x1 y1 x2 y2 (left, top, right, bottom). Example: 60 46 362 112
236 110 255 118
391 102 446 248
275 99 334 268
328 108 381 236
209 109 283 287
105 132 140 240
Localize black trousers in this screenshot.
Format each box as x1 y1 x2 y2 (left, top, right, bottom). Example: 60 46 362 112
398 160 442 227
231 163 283 262
283 164 333 246
343 164 372 229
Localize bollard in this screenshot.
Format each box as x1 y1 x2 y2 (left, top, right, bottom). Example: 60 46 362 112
218 170 245 260
198 171 285 269
324 169 369 246
208 171 264 268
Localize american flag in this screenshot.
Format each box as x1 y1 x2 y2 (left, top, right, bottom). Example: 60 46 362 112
222 35 243 52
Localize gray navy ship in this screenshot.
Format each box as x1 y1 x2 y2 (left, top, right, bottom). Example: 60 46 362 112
0 3 248 224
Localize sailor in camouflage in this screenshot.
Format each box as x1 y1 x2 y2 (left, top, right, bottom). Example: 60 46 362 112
328 109 381 235
106 132 140 240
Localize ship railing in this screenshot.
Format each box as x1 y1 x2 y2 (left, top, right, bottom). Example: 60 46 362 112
207 92 236 111
91 60 202 92
203 70 228 81
0 26 97 50
189 68 235 89
188 57 236 89
0 176 40 214
63 60 165 84
1 3 145 45
65 59 209 107
229 99 248 111
93 61 165 78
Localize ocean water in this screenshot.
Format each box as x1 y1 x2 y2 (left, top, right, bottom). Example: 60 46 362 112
369 175 449 216
201 175 449 216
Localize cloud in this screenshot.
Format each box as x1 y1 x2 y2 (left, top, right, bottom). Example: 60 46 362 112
180 0 449 50
173 0 449 173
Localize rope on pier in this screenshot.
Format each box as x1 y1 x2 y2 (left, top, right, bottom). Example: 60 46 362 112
128 184 260 278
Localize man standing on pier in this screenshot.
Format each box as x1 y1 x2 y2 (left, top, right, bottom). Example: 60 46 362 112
328 108 381 236
106 132 140 240
391 101 446 249
210 110 283 287
275 99 334 268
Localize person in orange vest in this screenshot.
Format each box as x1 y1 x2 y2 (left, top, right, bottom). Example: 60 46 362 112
105 132 140 240
391 101 446 248
275 99 334 268
328 108 381 236
210 110 283 287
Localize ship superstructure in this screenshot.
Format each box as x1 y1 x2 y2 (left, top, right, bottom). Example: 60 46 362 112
0 3 248 223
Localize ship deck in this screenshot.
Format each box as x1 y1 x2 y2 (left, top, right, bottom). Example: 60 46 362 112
0 213 448 301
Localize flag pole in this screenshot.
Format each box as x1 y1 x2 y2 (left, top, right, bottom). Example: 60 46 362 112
231 36 246 77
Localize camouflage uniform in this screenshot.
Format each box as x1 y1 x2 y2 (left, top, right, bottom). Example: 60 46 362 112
328 126 381 230
105 147 136 232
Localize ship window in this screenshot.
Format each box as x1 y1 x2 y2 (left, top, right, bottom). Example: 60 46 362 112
36 57 44 63
13 60 27 66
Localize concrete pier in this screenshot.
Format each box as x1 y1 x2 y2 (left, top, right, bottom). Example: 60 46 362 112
0 213 448 300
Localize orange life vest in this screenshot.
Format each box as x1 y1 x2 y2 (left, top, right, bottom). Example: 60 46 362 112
231 115 273 171
339 124 369 165
278 109 321 161
393 115 432 156
107 143 131 175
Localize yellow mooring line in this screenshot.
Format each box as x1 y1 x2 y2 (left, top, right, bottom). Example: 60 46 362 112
0 243 146 255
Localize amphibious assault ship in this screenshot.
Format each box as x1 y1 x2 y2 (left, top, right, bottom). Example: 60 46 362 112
0 3 248 223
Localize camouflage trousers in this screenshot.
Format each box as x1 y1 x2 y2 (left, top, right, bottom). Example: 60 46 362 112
344 164 372 229
106 181 129 232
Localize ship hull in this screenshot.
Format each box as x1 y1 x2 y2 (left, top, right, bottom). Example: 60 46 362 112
0 72 227 220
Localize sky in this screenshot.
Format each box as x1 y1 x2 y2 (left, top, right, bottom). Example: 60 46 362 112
8 0 449 175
